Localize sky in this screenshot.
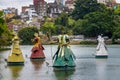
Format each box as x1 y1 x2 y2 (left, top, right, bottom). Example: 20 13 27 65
0 0 55 14
116 0 120 2
0 0 120 14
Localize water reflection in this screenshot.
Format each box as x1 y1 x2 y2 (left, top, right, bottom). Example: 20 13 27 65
54 70 75 80
95 59 107 80
30 60 44 71
8 66 23 80
1 45 120 80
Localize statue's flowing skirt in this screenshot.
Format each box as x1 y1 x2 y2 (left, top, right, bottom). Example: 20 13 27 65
30 45 45 59
96 43 108 58
53 46 76 67
96 43 108 55
7 44 24 65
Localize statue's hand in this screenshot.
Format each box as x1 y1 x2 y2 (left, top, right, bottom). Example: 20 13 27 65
31 39 34 42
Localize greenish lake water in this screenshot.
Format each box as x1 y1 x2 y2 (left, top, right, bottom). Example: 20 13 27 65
0 45 120 80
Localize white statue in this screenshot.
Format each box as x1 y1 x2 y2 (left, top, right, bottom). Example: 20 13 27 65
95 35 108 58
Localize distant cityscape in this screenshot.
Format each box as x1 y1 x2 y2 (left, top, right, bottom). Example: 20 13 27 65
0 0 118 31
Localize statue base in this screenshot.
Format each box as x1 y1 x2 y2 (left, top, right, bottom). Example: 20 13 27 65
7 62 24 66
53 66 75 70
30 58 45 60
95 55 108 58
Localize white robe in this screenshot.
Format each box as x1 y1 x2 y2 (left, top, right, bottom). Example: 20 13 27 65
96 36 108 56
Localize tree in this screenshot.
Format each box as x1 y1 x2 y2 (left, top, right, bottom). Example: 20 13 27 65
55 12 69 27
0 30 12 47
112 26 120 43
73 19 85 35
82 11 114 37
67 17 75 29
114 5 120 15
112 11 120 43
18 27 39 45
40 22 55 41
71 0 107 20
54 25 68 35
0 11 12 48
55 12 77 35
0 11 5 36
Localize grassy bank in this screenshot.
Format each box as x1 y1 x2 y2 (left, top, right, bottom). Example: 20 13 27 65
42 40 120 45
42 40 97 45
0 47 11 51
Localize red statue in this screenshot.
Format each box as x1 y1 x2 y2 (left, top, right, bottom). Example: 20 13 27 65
30 33 45 60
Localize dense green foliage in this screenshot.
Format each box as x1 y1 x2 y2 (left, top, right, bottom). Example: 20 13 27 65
48 0 116 37
72 19 85 35
44 0 120 43
40 21 55 40
82 11 114 37
40 1 118 40
55 12 69 27
0 11 5 36
71 0 106 20
80 40 97 45
114 5 120 15
112 26 120 43
18 27 39 45
111 5 120 42
54 12 78 35
0 11 12 48
41 12 75 36
69 0 119 39
54 12 69 34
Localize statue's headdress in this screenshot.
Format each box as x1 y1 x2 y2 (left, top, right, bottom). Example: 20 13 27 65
34 33 38 37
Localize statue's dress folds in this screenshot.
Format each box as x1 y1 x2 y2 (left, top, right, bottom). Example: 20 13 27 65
53 34 76 69
7 35 24 65
30 36 45 59
96 35 108 58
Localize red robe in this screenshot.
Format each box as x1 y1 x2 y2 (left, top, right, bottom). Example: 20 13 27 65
30 37 45 59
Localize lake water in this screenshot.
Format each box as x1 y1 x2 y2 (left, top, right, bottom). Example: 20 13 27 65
0 45 120 80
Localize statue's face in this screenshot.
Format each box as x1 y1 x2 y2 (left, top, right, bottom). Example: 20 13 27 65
34 33 38 37
98 35 101 38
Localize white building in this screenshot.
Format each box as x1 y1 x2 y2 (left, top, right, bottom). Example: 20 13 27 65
65 0 75 10
21 5 38 22
97 0 116 4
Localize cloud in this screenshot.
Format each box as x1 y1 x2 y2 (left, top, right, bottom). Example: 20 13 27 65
0 0 55 14
116 0 120 3
0 0 33 13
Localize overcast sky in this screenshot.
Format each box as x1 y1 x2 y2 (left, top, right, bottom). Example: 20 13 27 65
0 0 54 14
0 0 120 14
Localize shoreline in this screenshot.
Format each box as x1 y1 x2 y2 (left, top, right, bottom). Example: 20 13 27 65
41 40 120 45
0 40 120 51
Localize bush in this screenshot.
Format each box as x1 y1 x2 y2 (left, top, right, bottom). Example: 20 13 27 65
80 40 97 45
18 27 39 45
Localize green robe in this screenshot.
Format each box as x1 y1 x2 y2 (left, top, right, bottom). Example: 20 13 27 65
53 34 76 67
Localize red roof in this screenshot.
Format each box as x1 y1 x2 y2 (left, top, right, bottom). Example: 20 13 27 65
33 0 44 3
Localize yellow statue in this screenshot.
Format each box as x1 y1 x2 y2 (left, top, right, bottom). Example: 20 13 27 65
7 33 24 65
